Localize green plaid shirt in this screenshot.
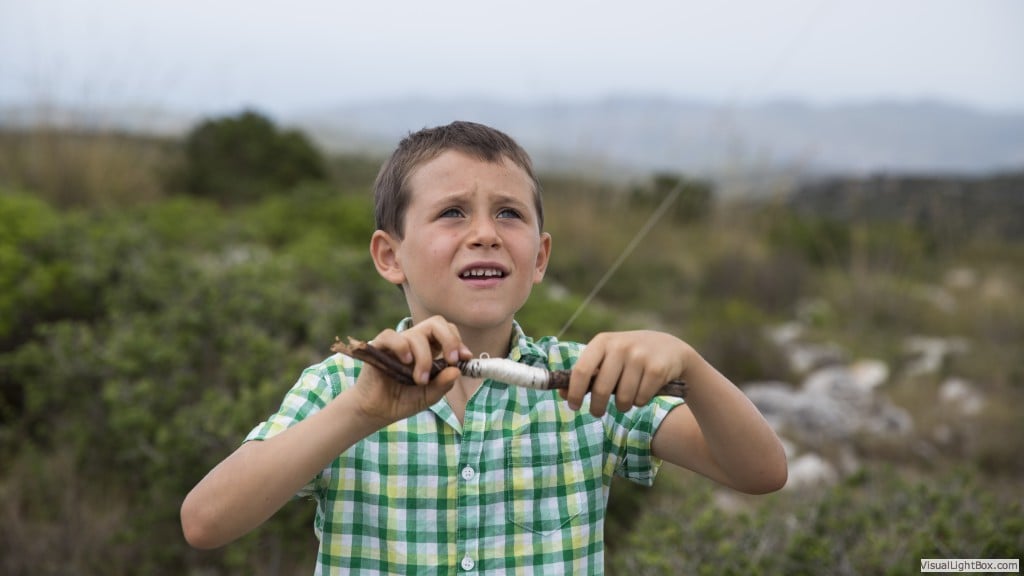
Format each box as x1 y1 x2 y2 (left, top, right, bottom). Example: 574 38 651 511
246 319 684 575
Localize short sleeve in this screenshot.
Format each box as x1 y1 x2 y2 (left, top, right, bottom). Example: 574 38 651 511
604 395 686 487
530 335 687 487
244 354 358 497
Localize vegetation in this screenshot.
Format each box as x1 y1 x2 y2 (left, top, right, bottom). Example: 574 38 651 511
173 110 328 204
0 112 1021 575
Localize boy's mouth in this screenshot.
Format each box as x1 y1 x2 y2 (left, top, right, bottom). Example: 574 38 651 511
458 266 507 279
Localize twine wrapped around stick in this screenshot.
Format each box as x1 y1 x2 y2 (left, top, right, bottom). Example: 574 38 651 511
331 336 687 399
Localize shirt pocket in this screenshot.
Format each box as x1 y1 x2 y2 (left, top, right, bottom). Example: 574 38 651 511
505 430 587 535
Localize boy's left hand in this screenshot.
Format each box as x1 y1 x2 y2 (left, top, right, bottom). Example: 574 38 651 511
561 330 691 416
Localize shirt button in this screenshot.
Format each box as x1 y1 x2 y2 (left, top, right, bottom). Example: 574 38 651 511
460 466 475 480
461 556 475 570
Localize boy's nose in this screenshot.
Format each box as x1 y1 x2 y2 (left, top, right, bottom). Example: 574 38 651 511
468 216 501 247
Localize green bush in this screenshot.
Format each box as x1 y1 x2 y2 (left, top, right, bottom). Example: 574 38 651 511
241 183 376 248
630 173 714 224
683 298 792 384
0 191 401 573
0 191 62 342
608 465 1024 576
699 248 807 315
174 110 327 204
2 141 1022 574
767 212 852 268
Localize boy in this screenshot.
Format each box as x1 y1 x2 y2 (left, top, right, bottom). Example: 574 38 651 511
181 121 787 574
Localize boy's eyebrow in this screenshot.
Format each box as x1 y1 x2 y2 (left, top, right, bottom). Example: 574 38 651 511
429 191 532 209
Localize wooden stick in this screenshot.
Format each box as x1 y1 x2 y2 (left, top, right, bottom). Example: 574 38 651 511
331 336 687 399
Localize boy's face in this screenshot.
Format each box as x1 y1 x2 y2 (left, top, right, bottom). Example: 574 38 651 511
371 150 551 333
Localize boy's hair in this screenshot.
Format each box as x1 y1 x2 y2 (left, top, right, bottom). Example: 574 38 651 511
373 121 544 238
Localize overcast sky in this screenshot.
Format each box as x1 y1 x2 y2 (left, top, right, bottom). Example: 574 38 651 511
2 0 1023 116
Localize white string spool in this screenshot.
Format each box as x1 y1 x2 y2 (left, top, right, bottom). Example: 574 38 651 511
461 357 550 390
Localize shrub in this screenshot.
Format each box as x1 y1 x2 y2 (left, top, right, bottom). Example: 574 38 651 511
767 212 851 268
607 465 1024 576
630 173 714 224
174 110 327 204
0 192 402 573
0 191 62 343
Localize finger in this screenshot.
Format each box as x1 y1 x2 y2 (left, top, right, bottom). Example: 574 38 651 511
635 363 671 406
431 365 463 387
372 329 414 365
614 361 644 413
418 367 460 408
435 320 468 364
407 333 436 385
567 343 602 411
589 353 623 418
413 316 469 365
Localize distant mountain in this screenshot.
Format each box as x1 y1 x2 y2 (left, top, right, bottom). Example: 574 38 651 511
293 97 1024 179
789 171 1024 241
3 97 1022 180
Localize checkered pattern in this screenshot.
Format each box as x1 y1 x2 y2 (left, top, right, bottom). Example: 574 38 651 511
246 319 684 575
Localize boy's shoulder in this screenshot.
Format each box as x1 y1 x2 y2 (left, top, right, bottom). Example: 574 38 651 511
298 351 361 398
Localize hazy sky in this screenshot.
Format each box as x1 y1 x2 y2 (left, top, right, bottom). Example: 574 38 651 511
2 0 1023 116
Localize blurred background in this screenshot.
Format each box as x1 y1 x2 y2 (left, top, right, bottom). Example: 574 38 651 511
1 1 1022 574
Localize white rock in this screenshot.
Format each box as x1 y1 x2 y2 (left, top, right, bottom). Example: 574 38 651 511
787 342 847 374
848 359 889 390
939 377 986 416
903 336 969 377
784 452 838 490
944 267 978 291
766 322 803 346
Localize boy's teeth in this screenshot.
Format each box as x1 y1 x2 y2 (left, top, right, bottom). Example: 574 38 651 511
462 268 503 278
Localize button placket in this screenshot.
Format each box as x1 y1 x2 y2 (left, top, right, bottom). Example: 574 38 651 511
457 388 487 574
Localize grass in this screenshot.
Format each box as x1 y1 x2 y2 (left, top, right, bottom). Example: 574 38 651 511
2 124 1022 574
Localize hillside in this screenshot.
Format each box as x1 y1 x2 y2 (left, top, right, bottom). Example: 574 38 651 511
4 97 1023 180
788 171 1024 241
294 97 1024 177
0 122 1021 574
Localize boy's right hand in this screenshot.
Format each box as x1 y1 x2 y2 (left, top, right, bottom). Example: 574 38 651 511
349 316 471 426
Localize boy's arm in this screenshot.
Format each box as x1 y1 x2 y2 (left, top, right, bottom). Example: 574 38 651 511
649 353 788 494
562 330 787 494
181 316 469 549
180 390 391 549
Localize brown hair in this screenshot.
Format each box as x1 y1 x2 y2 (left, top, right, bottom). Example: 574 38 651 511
373 121 544 238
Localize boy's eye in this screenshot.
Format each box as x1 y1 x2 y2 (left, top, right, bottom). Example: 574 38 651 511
497 208 523 219
439 207 464 218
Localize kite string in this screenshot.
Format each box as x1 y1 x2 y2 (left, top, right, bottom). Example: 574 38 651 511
555 181 684 339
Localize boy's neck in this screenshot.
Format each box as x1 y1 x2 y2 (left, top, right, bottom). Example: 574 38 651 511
455 322 515 360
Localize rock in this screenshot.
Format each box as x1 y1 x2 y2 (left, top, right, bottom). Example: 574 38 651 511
786 342 847 374
745 382 800 433
944 267 978 291
801 359 890 411
765 322 803 347
784 452 838 490
746 374 912 447
939 377 986 416
787 393 859 443
848 359 889 390
766 321 849 375
861 402 914 435
903 336 969 377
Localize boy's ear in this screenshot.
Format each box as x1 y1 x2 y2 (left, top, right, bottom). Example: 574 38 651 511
370 230 406 286
533 232 552 284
